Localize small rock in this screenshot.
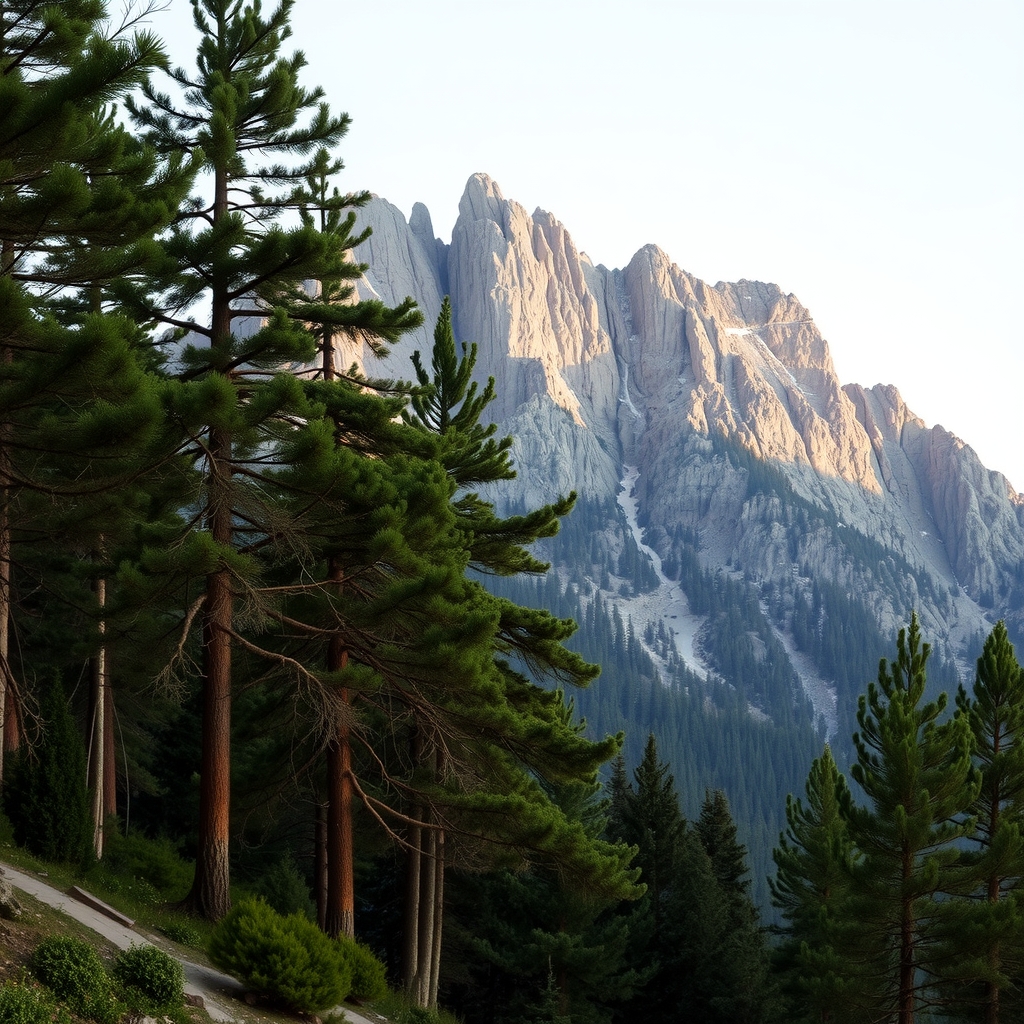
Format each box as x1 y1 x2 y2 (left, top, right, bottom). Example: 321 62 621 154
185 994 206 1010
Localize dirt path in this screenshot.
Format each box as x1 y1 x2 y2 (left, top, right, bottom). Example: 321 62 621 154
1 864 379 1024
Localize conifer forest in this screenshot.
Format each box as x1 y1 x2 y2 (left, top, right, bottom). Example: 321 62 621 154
1 3 1022 1023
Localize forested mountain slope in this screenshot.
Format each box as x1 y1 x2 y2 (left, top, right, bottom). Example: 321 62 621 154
337 173 1024 905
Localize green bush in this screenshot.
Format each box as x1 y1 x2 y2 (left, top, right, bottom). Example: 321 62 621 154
336 937 388 1002
0 978 72 1024
29 937 107 1004
28 936 122 1024
96 831 193 899
161 920 204 949
112 944 183 1011
208 899 351 1012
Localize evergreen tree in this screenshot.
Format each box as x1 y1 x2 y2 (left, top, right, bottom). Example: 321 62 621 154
125 0 362 919
693 789 777 1024
0 0 186 791
446 770 641 1024
2 674 90 864
843 613 981 1024
954 621 1024 1023
607 734 685 943
385 298 613 1007
605 738 775 1023
770 744 863 1023
280 140 422 943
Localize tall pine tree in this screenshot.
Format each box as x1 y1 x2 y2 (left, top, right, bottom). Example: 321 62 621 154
843 613 980 1024
126 0 362 919
955 621 1024 1023
0 0 190 813
770 744 864 1024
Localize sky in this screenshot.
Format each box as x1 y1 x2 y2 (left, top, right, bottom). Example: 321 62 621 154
153 0 1024 488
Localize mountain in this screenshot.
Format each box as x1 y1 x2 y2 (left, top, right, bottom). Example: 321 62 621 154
337 173 1024 904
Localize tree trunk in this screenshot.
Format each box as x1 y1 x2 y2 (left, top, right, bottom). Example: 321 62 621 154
324 708 355 938
900 843 915 1024
0 342 11 791
3 682 19 756
323 553 355 938
315 802 327 930
184 395 234 918
103 680 116 818
427 825 445 1009
416 823 437 1007
88 575 106 859
403 813 422 1001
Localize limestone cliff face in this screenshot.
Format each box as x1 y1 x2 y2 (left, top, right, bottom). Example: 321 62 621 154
350 173 1024 671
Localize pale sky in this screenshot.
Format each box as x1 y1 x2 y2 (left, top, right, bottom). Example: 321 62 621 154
154 0 1024 489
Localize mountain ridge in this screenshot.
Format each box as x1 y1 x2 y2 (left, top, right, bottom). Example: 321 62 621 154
344 171 1024 709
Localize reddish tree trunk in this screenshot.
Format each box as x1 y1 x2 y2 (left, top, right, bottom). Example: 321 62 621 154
324 699 354 938
184 395 234 919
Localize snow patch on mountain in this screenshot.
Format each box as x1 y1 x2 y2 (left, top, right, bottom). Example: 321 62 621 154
616 465 709 679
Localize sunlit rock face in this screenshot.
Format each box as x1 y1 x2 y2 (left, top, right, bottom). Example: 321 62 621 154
347 172 1024 678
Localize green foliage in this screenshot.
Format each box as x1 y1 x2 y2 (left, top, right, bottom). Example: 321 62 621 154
770 745 863 1023
248 855 316 920
842 613 983 1020
371 991 462 1024
96 831 193 899
335 938 388 1002
494 557 820 914
952 620 1024 1019
0 978 72 1024
159 921 205 950
3 677 91 865
208 899 352 1012
112 945 183 1012
28 936 121 1024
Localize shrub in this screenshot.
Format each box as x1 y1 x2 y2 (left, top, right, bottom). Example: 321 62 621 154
161 920 204 949
0 978 72 1024
335 937 388 1002
29 937 107 1004
97 831 192 899
208 899 351 1012
28 936 122 1024
112 944 183 1011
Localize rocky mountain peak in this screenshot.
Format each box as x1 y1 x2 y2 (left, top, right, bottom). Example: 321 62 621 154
350 174 1024 675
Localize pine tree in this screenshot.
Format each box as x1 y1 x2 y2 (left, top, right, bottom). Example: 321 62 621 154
126 0 362 920
387 298 612 1007
770 745 863 1023
283 144 422 943
0 0 191 827
693 789 776 1024
843 613 981 1024
446 769 641 1024
954 621 1024 1023
608 734 685 942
